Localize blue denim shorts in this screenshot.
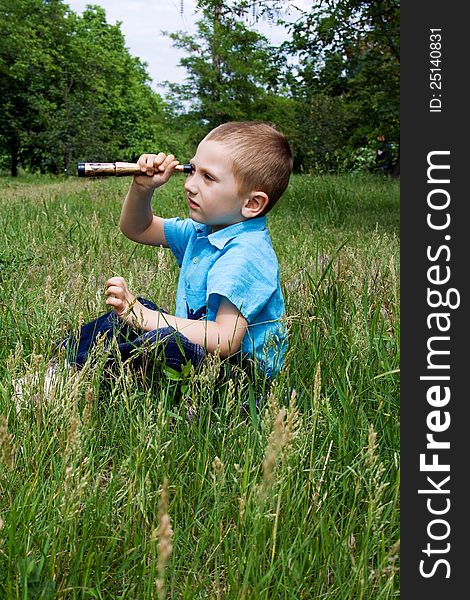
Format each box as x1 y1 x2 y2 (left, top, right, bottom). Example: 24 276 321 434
61 298 205 371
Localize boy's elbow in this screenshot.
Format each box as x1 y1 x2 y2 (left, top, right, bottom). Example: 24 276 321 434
205 335 241 359
208 311 247 358
215 330 245 359
218 339 241 360
119 220 140 242
119 220 131 238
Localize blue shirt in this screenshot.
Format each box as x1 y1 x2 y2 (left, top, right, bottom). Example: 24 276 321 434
163 216 287 376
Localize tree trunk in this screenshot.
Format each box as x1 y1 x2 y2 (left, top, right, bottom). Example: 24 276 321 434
10 135 19 177
211 0 222 103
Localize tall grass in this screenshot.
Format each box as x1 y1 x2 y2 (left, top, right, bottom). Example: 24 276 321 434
0 173 399 598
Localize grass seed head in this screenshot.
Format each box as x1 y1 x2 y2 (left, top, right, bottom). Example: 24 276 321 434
212 455 225 479
238 495 246 524
155 477 173 600
367 423 378 470
0 416 15 470
285 389 301 451
313 363 321 409
82 387 94 424
64 412 82 466
225 378 236 413
259 407 288 499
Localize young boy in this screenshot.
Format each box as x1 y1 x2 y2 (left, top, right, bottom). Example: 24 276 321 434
70 121 293 379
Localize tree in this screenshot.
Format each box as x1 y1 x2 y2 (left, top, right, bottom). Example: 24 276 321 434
56 5 170 169
0 1 171 175
285 0 400 171
0 0 72 174
164 0 294 146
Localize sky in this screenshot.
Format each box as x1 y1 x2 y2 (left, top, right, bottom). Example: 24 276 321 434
66 0 307 91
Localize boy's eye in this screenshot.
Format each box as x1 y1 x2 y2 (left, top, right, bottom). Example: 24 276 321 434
204 173 214 181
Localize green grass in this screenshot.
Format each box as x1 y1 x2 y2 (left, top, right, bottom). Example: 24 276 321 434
0 173 399 598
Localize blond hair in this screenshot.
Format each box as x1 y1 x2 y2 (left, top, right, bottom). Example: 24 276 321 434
205 121 293 215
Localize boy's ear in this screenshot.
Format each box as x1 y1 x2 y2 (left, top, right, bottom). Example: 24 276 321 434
241 191 269 219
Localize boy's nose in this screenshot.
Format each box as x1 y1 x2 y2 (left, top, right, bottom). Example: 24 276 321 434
184 178 197 195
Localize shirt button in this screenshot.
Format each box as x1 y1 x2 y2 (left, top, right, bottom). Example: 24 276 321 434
193 257 199 264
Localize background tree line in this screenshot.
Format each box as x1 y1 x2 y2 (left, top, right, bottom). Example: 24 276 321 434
0 0 399 176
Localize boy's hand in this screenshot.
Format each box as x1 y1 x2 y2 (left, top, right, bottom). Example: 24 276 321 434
133 153 180 189
105 277 137 321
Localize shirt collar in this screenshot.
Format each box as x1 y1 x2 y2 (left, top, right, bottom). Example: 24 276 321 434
194 216 267 249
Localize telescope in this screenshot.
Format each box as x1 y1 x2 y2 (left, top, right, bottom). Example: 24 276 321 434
77 161 193 177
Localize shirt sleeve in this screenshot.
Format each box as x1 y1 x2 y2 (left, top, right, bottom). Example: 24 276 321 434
163 218 196 267
206 243 278 322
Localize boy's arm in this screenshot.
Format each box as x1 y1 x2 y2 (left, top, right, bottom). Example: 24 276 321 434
105 277 247 358
119 153 179 247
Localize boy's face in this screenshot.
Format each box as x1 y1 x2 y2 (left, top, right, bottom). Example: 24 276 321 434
184 139 249 231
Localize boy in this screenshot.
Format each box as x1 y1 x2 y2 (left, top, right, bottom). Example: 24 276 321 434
71 121 293 379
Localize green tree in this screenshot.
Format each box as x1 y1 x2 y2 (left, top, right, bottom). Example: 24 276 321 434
165 0 294 146
56 5 170 169
0 0 72 175
285 0 400 172
0 1 172 175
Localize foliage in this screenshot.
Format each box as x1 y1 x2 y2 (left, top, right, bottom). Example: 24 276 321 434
0 0 70 174
0 1 172 175
164 1 292 147
284 0 400 172
0 0 400 176
289 92 354 173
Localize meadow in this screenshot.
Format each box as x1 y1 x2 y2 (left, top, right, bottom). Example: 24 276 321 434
0 173 399 599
